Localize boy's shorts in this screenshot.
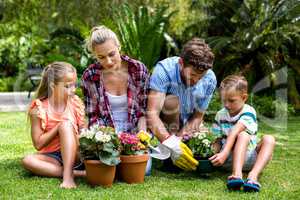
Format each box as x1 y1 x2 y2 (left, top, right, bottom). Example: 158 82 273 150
43 151 85 170
222 149 257 171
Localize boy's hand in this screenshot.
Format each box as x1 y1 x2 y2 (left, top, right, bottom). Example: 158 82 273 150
209 151 228 166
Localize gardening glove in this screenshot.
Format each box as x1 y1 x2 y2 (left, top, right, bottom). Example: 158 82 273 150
151 135 198 171
150 143 171 160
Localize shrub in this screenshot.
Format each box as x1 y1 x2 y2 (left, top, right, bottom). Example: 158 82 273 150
205 93 295 123
250 95 295 118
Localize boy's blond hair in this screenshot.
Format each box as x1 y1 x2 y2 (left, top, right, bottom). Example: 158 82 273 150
220 75 248 94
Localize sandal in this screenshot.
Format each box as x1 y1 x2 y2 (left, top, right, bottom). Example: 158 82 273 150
243 178 261 192
227 176 244 191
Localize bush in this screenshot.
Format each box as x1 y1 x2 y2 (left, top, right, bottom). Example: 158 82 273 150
250 95 295 118
114 4 176 70
205 93 295 123
0 76 32 92
0 77 15 92
205 92 222 123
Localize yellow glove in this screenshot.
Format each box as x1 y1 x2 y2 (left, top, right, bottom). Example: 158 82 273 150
162 135 198 171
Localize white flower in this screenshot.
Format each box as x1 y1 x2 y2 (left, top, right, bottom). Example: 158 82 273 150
86 130 95 139
94 131 103 142
194 132 206 140
202 139 210 147
101 134 111 143
95 131 111 143
79 128 88 138
90 124 99 132
80 128 95 139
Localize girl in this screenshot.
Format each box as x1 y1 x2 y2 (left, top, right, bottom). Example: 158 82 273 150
209 75 276 192
22 62 85 189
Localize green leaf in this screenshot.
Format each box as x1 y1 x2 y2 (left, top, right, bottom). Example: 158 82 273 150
103 142 114 153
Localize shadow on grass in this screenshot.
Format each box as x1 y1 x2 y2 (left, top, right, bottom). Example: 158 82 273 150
150 158 229 182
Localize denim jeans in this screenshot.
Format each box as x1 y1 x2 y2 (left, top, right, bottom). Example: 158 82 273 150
145 153 152 176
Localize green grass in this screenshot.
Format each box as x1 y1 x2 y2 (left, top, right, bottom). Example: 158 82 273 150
0 112 300 199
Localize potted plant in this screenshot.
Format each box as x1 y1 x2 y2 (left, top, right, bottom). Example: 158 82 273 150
117 131 151 184
182 129 217 173
79 125 120 187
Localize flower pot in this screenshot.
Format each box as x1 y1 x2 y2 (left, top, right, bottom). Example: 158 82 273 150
195 157 215 173
84 160 116 187
118 154 149 184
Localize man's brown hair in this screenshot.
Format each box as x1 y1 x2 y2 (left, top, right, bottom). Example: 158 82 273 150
180 38 214 71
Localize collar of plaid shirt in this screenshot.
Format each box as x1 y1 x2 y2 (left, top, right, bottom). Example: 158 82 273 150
82 55 148 133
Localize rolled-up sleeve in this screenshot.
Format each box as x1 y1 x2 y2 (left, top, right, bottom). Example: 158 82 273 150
195 74 217 112
149 63 170 93
138 64 150 117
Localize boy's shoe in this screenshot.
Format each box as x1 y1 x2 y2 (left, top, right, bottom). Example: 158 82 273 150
243 179 261 192
227 176 244 190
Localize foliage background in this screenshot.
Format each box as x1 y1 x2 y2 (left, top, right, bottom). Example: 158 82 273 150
0 0 299 113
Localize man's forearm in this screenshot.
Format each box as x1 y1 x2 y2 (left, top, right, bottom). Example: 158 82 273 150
138 116 147 132
177 112 204 136
148 113 170 142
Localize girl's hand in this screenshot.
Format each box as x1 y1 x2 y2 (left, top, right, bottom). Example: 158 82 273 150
209 151 228 166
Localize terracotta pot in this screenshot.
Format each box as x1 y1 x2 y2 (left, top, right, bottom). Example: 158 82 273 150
84 160 116 187
118 154 149 184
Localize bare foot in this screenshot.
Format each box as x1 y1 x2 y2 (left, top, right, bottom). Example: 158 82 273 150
60 179 77 189
228 174 243 180
247 172 258 182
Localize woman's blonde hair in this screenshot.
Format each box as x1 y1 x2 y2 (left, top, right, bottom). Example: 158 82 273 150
220 75 248 94
34 61 76 100
85 25 120 54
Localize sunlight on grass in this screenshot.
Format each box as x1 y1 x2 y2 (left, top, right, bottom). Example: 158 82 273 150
0 112 299 199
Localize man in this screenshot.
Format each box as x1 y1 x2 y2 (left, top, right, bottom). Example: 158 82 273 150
147 38 216 171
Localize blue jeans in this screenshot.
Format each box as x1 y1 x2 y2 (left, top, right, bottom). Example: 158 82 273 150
145 156 152 176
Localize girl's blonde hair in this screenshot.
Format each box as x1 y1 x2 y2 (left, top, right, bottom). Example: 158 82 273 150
35 61 76 100
85 25 120 55
220 75 248 94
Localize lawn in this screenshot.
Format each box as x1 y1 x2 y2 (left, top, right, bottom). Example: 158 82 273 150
0 112 299 199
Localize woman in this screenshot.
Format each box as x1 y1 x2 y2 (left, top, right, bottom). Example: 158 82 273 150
82 26 151 175
81 26 151 174
82 25 149 133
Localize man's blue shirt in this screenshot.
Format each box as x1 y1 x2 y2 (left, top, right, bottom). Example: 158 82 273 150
150 56 217 124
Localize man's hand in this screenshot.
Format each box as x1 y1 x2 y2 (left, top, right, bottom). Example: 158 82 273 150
209 151 229 166
162 135 198 171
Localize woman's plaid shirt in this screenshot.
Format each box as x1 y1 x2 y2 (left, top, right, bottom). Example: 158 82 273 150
81 55 150 132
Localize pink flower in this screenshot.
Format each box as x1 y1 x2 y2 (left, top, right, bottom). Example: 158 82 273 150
119 132 139 145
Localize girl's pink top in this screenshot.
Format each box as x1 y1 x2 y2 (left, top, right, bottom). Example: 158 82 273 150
29 95 85 153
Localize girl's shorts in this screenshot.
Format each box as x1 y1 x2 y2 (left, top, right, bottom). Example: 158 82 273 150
43 151 85 170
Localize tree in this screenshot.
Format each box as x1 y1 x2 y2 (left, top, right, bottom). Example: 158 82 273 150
205 0 300 110
114 4 177 70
